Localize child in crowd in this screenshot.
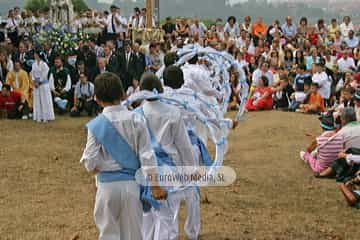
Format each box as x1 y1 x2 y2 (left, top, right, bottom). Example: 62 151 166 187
300 112 344 173
298 82 325 114
81 73 166 240
289 82 311 111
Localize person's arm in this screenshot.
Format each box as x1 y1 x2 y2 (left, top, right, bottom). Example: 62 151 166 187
63 74 72 92
80 130 101 174
48 73 55 93
346 154 360 165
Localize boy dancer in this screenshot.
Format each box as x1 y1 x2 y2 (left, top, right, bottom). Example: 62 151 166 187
81 73 166 240
139 73 197 240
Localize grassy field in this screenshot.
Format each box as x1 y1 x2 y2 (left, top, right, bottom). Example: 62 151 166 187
0 111 359 240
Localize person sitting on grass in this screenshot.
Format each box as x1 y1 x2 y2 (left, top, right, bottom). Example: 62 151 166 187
298 82 325 114
300 112 344 173
339 169 360 208
228 70 241 111
245 75 273 111
273 75 294 110
289 82 310 112
70 73 97 117
0 84 29 119
315 108 360 181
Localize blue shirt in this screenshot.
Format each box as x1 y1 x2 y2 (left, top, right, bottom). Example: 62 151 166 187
345 36 359 48
281 23 297 38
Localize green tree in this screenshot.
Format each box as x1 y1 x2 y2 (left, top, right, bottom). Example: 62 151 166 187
71 0 88 13
25 0 88 13
25 0 48 12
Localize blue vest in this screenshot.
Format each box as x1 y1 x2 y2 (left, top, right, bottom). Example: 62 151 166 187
86 114 160 211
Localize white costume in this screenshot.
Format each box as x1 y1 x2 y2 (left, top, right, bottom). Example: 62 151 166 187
31 60 55 122
141 100 197 240
81 105 157 240
312 71 331 100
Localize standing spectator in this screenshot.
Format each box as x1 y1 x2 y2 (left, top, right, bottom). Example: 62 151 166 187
105 5 127 41
340 16 354 38
103 41 120 77
162 17 176 36
282 16 297 43
31 51 54 123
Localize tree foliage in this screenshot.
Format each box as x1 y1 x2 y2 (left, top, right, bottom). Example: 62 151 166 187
24 0 88 13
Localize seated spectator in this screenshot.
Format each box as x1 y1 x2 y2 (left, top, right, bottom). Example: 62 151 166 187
344 30 359 49
273 75 294 110
228 71 241 111
70 73 97 117
126 78 140 98
312 63 331 103
289 82 311 112
298 82 325 114
246 76 273 111
316 108 360 181
338 49 356 73
355 89 360 121
49 56 72 113
300 112 344 173
339 169 360 207
0 84 29 119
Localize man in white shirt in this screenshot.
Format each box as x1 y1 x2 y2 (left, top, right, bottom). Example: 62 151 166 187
190 18 207 39
312 63 331 100
252 62 274 87
340 16 354 38
105 5 128 41
337 50 356 73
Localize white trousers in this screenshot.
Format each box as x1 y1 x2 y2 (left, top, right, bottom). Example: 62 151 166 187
142 188 200 240
94 181 143 240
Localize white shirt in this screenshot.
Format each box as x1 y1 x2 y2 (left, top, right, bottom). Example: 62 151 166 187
337 57 355 72
142 100 196 167
190 23 207 38
182 64 222 100
106 14 127 33
340 22 354 37
337 122 360 151
81 105 157 172
31 60 49 83
312 71 331 100
252 69 274 87
49 69 72 92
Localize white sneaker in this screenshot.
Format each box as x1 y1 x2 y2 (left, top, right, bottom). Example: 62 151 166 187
22 115 28 120
299 151 306 162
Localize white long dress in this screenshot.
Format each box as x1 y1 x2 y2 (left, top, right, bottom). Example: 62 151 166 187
31 60 55 122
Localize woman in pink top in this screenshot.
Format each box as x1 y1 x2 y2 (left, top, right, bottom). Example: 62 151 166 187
300 113 344 173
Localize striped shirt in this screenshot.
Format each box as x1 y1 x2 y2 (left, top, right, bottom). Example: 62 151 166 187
317 131 344 170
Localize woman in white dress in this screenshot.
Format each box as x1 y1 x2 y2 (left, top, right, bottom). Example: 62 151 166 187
31 51 55 122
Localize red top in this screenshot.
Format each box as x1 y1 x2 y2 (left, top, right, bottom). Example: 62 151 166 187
0 91 22 113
